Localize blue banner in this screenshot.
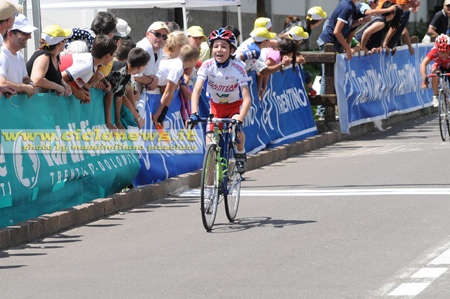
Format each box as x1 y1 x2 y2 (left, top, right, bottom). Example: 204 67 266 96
335 44 434 133
133 66 318 186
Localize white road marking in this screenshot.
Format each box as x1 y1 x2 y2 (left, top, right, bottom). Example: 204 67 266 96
429 247 450 265
411 268 448 278
177 188 450 197
388 283 430 296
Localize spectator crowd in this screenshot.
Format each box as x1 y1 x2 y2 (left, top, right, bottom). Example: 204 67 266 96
0 0 441 129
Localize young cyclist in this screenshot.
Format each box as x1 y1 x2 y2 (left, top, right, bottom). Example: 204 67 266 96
189 28 251 174
420 34 450 108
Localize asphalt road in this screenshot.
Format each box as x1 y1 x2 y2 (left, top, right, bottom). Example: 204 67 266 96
3 114 450 299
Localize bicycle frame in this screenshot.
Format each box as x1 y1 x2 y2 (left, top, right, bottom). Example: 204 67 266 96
197 115 240 196
428 71 450 141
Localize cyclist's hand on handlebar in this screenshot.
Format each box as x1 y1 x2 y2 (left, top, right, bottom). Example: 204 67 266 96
187 112 200 129
236 120 243 131
422 78 429 89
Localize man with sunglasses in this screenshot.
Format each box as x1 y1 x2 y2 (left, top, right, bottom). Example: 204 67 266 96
423 0 450 43
135 21 170 117
135 22 169 92
0 14 36 98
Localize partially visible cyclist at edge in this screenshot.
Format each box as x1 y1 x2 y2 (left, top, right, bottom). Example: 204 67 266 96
420 34 450 108
189 28 251 174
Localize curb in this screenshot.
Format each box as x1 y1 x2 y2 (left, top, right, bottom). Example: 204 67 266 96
0 107 433 250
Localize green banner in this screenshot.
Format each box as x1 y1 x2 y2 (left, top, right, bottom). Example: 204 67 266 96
0 89 140 228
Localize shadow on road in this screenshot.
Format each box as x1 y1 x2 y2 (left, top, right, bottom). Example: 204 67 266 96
211 216 316 233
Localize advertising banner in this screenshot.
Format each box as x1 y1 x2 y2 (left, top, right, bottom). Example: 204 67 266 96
335 44 434 133
0 89 140 228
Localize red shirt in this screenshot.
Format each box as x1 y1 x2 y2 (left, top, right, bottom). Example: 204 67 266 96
427 48 450 69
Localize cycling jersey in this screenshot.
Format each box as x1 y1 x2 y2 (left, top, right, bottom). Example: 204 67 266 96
427 48 450 70
197 58 248 104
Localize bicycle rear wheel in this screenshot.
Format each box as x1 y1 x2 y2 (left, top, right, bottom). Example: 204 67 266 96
224 143 241 222
438 90 449 141
200 143 219 231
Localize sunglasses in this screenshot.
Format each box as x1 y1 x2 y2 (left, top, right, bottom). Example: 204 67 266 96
150 31 168 40
11 30 31 37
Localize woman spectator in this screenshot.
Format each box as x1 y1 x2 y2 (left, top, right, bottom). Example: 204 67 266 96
26 24 72 96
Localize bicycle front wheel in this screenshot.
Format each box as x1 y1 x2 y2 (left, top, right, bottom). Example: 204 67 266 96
200 143 219 231
224 143 241 222
438 90 449 141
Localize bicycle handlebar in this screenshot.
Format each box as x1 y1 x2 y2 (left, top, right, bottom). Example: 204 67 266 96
197 117 237 124
427 73 450 78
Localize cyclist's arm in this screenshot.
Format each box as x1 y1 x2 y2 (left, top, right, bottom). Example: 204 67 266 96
420 56 432 82
238 85 251 123
191 77 205 114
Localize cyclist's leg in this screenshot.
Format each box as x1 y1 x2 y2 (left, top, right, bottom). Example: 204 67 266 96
228 101 247 174
429 65 441 107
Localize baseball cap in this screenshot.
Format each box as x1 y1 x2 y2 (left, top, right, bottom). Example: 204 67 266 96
115 18 131 38
288 26 309 41
445 0 450 5
187 26 207 40
307 6 327 21
250 27 276 43
41 24 72 46
11 14 37 33
147 21 170 33
0 0 21 21
254 17 272 30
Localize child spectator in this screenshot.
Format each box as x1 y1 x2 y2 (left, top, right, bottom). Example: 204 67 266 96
318 0 359 60
236 27 279 75
300 6 327 36
152 44 200 126
61 34 117 103
281 15 301 34
104 47 150 130
115 40 141 108
260 37 299 99
379 0 419 56
0 14 37 98
163 30 189 60
420 34 450 108
27 24 72 97
353 2 401 56
189 28 251 173
65 11 117 52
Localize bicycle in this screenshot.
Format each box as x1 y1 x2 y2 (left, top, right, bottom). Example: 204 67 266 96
189 114 243 231
428 72 450 141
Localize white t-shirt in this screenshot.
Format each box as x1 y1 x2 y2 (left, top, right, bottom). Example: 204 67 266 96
197 58 248 104
135 37 163 77
156 58 183 86
64 53 96 87
235 39 267 73
0 46 28 84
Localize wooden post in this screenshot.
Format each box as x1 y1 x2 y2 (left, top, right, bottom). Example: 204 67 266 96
323 43 336 123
